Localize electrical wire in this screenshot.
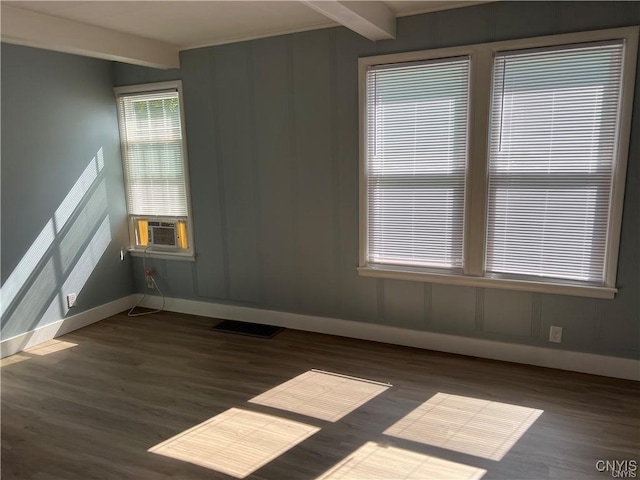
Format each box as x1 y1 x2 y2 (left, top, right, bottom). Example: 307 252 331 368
128 246 165 317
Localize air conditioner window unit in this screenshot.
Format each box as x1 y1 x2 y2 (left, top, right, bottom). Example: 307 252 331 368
148 221 177 247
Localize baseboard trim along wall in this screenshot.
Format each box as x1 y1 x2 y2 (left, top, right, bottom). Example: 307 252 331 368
139 295 640 381
4 294 636 381
0 295 137 358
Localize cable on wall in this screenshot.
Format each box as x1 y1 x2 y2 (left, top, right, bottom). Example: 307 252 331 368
128 246 166 317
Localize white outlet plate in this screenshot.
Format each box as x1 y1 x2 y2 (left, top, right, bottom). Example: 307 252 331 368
66 293 77 308
549 326 563 343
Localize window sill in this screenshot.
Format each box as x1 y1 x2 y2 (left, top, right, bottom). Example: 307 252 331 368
128 248 195 262
357 265 617 299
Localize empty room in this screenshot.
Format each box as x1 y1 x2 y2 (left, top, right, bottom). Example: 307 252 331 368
1 1 639 479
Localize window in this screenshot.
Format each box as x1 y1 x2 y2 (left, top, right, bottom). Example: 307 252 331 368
115 81 194 258
366 57 469 271
359 27 638 298
486 43 623 283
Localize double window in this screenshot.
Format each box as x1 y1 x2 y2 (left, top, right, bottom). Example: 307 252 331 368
359 27 638 298
115 81 194 258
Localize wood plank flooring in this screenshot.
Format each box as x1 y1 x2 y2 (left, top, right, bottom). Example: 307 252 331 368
2 311 638 480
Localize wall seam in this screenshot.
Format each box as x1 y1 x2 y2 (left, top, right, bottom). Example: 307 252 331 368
424 283 432 327
210 51 231 298
331 28 341 316
287 36 301 310
377 280 385 323
593 299 604 354
475 287 485 332
531 292 542 341
248 43 265 304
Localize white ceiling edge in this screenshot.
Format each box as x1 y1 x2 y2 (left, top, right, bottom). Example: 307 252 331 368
302 1 396 41
179 22 337 52
1 4 180 69
178 1 494 52
394 0 494 17
0 1 495 69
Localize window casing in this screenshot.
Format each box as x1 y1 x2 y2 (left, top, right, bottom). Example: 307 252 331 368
358 27 638 298
115 81 194 259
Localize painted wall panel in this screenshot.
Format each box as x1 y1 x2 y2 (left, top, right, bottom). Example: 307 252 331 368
382 280 425 330
553 2 640 33
2 43 132 339
291 30 338 315
382 5 491 54
431 284 477 333
482 2 561 41
214 43 261 303
484 290 533 338
180 48 228 299
597 290 640 358
113 1 640 360
112 62 180 86
251 36 298 311
540 295 597 352
335 28 379 321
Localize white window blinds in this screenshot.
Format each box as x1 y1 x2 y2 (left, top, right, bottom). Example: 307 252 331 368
486 42 624 283
119 90 188 217
365 57 470 269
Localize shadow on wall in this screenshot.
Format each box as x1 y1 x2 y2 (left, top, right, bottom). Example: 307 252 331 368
0 147 113 351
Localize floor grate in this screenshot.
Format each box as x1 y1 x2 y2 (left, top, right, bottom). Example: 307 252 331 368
212 320 284 338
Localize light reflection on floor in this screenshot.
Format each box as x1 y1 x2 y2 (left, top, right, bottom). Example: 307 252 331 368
316 441 486 480
384 392 543 461
149 408 320 478
148 373 543 477
25 339 78 356
0 353 30 367
249 369 390 422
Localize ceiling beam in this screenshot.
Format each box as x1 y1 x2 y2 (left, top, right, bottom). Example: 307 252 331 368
1 4 180 69
301 1 396 41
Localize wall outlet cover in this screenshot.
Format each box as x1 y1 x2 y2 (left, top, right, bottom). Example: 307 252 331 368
549 325 563 343
66 293 77 308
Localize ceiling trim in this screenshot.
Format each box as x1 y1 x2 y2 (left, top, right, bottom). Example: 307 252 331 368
301 1 396 41
179 22 336 52
394 0 493 17
1 4 180 69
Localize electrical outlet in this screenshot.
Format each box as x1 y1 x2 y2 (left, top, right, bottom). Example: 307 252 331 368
66 293 77 308
549 325 563 343
146 275 154 289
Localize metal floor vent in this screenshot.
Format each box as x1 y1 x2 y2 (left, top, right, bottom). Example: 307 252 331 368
212 320 284 339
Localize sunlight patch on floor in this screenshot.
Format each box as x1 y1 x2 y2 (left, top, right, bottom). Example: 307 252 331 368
384 393 543 461
316 441 486 480
249 370 391 422
0 354 30 367
149 408 320 478
26 339 78 356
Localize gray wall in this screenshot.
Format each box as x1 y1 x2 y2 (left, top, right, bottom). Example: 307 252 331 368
113 1 640 360
1 43 133 340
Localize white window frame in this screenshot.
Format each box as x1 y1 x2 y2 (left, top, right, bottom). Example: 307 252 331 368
358 27 638 299
114 80 195 261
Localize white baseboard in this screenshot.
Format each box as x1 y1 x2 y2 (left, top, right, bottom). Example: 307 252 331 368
1 295 137 358
139 295 640 381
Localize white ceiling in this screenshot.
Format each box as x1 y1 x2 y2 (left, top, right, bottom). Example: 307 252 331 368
1 1 489 67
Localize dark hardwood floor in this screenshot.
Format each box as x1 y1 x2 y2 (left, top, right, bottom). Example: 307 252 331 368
2 311 638 479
